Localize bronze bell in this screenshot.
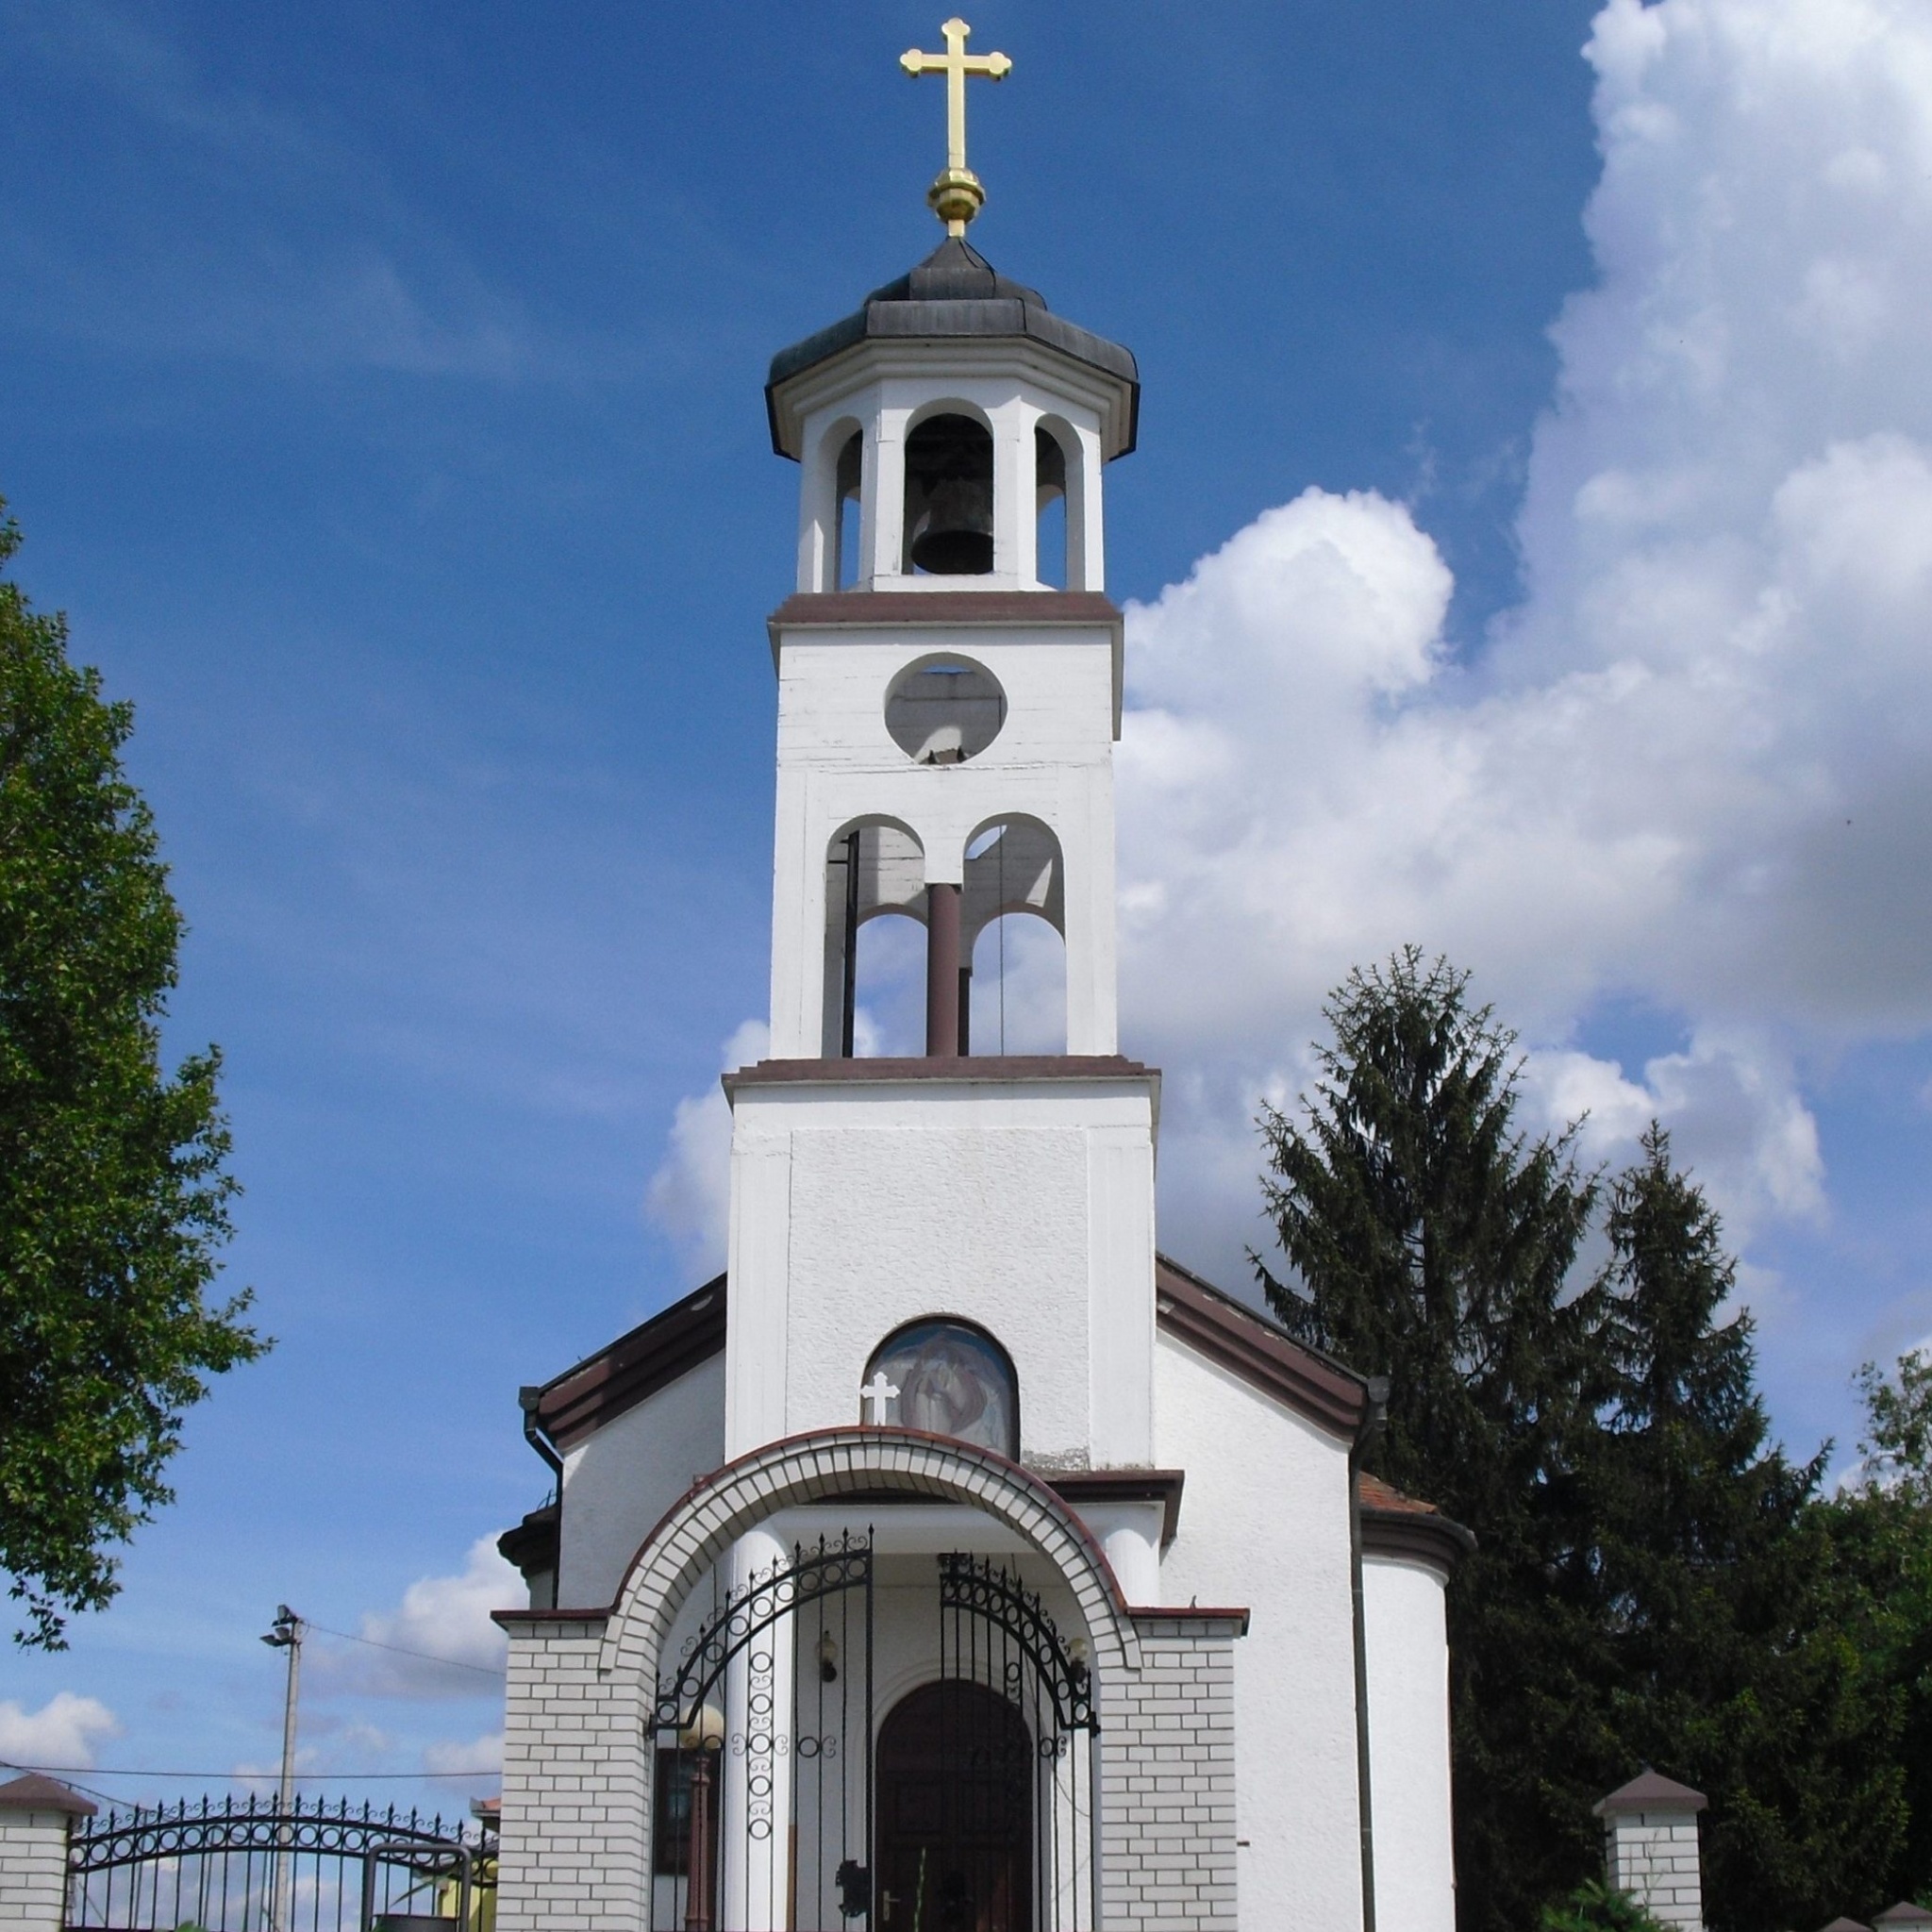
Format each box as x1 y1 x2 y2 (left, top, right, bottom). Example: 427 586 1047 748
907 414 995 575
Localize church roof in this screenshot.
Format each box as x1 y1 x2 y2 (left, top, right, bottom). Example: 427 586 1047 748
764 238 1141 458
529 1273 724 1453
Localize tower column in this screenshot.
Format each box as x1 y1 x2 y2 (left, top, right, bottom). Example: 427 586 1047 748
925 882 962 1055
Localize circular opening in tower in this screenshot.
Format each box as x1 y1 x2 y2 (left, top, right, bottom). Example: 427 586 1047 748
905 413 995 575
884 656 1007 764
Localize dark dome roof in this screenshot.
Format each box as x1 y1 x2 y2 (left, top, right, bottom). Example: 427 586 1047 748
765 239 1139 455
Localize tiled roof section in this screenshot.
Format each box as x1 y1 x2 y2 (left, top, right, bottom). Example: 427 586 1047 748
533 1274 726 1452
1592 1769 1708 1816
1357 1471 1477 1572
1874 1906 1932 1927
0 1772 95 1815
1154 1254 1371 1439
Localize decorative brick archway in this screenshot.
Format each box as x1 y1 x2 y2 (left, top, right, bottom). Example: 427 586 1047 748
600 1425 1140 1685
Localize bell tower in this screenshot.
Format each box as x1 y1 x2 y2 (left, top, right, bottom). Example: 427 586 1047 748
724 23 1159 1507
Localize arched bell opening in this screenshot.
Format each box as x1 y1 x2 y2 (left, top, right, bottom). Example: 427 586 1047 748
904 411 995 575
962 817 1067 1056
1035 425 1069 591
835 429 863 591
823 820 926 1058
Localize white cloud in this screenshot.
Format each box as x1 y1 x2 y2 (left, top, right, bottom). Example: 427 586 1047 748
424 1730 503 1778
645 1019 770 1276
0 1692 120 1769
313 1538 519 1700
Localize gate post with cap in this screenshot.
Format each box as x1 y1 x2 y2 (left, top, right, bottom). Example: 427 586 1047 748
1592 1770 1707 1930
0 1773 96 1932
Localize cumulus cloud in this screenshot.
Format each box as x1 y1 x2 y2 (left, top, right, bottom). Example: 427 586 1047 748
0 1691 120 1768
313 1538 518 1699
646 0 1932 1326
645 1019 770 1275
424 1730 504 1778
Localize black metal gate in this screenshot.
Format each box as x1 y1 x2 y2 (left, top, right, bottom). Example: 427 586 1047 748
65 1795 495 1932
924 1554 1098 1932
650 1532 874 1932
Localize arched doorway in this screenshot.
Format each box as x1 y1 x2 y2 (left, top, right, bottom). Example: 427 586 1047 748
876 1681 1032 1932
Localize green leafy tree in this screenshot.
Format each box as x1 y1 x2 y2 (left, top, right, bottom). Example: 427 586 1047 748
1825 1347 1932 1903
0 501 265 1647
1586 1127 1902 1929
1254 947 1606 1932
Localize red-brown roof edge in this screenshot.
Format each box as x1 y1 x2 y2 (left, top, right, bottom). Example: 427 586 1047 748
1154 1253 1371 1439
534 1274 727 1452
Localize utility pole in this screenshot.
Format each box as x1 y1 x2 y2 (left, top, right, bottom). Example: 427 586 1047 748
260 1605 304 1932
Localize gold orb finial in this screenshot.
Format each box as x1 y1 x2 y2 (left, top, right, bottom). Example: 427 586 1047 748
900 18 1012 235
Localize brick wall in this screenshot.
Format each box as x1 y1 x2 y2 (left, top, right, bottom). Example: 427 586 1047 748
0 1810 75 1932
1603 1814 1703 1931
1099 1614 1241 1932
495 1613 649 1932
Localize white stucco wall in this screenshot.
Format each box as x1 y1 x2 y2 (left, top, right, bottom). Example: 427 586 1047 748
1154 1331 1366 1932
1362 1555 1457 1932
557 1353 726 1607
767 624 1121 1058
725 1075 1156 1471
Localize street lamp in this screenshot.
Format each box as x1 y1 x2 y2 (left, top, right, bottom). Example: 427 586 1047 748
260 1606 304 1932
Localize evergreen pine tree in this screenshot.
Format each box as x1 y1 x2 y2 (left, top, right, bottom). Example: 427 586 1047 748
1587 1125 1903 1929
1255 947 1605 1932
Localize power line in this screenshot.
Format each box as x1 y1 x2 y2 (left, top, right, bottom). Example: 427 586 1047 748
301 1620 507 1679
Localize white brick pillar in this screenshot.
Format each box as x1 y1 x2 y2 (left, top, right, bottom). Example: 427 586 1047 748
1592 1770 1707 1931
0 1773 95 1932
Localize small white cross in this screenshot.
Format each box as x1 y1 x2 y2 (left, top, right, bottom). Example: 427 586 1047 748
859 1371 900 1425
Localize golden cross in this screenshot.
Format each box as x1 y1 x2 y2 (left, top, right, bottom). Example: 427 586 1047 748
900 17 1012 234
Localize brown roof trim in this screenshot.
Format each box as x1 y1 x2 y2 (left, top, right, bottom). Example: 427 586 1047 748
1154 1255 1371 1440
492 1607 611 1629
769 591 1123 637
725 1055 1157 1095
1356 1472 1475 1573
0 1772 96 1816
1129 1606 1250 1636
1047 1471 1185 1548
533 1274 726 1453
497 1504 558 1579
1359 1507 1476 1574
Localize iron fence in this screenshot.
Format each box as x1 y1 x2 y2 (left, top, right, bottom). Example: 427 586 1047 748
66 1793 495 1932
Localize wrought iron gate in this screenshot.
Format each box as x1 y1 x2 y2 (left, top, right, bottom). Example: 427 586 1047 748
647 1537 1097 1932
65 1794 495 1932
650 1532 874 1932
924 1554 1098 1932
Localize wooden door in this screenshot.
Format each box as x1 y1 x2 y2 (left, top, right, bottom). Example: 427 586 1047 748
875 1682 1031 1932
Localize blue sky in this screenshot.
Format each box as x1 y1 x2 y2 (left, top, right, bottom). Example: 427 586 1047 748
4 0 1931 1814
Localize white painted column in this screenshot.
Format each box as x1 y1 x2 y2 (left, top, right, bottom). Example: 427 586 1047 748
0 1775 94 1932
1594 1773 1707 1932
991 397 1034 585
867 411 908 585
720 1527 796 1932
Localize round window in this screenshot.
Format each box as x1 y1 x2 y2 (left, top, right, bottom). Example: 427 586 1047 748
884 656 1007 765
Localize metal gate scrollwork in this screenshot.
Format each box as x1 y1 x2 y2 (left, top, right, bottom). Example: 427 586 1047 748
650 1532 874 1932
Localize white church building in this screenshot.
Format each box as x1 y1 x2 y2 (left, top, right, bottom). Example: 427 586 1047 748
491 30 1470 1932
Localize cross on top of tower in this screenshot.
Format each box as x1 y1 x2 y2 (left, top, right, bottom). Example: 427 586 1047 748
900 17 1011 236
